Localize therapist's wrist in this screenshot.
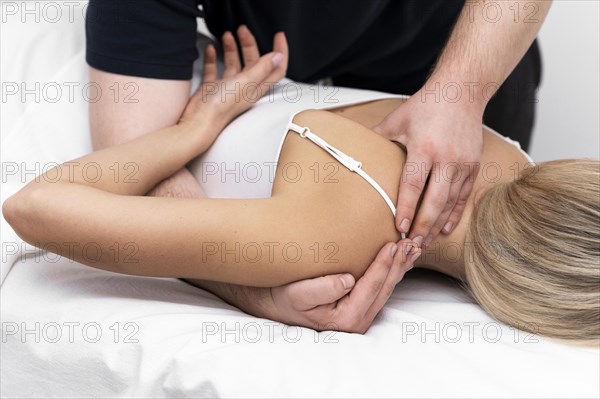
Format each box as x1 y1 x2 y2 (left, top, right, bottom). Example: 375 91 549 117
419 74 488 117
242 286 279 320
193 280 277 319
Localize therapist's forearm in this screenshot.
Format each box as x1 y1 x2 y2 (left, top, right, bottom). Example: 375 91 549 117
426 0 551 111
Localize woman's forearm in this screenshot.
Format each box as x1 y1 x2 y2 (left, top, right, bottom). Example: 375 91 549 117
20 118 218 197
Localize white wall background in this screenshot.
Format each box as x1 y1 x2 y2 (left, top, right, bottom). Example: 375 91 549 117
530 0 600 161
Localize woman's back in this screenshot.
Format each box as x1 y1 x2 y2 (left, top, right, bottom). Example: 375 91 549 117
266 97 533 280
271 107 406 278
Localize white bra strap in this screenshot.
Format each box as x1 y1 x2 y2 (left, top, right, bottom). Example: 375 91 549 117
287 122 402 233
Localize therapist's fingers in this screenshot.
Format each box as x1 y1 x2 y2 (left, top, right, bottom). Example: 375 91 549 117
428 171 464 239
408 162 452 248
201 44 218 84
363 240 420 323
442 166 478 234
237 25 260 68
396 152 431 243
222 31 241 78
283 274 356 310
283 242 416 333
343 242 399 324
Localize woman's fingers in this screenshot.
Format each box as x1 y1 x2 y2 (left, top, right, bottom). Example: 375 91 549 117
222 31 241 78
272 32 289 71
253 32 288 98
237 25 260 68
225 29 287 85
201 44 218 84
265 32 288 83
213 29 288 108
239 51 284 96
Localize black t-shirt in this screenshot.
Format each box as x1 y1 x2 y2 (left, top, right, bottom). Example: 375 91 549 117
86 0 464 93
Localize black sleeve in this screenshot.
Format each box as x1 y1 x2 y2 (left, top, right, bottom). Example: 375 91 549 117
85 0 201 80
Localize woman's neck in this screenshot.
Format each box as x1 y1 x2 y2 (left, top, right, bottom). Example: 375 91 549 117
414 249 467 281
412 206 472 282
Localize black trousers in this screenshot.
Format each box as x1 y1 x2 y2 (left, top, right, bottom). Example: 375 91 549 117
333 40 542 152
483 40 541 152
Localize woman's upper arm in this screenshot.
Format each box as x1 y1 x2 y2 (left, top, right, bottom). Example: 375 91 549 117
7 183 217 277
6 182 303 284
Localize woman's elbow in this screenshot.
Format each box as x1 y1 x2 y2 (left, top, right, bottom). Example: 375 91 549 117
3 192 24 230
3 186 46 244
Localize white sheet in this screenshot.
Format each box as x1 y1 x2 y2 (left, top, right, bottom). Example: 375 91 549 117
1 2 598 398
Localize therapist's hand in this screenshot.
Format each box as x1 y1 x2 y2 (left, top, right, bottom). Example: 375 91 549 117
188 240 420 333
266 240 420 333
373 90 483 248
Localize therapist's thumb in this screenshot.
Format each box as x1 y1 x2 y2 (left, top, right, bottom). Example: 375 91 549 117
287 274 355 309
373 106 408 142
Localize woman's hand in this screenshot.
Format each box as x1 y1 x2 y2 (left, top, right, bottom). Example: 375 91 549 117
180 26 289 133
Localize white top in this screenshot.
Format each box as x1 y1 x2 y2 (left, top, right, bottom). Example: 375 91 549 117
188 79 534 200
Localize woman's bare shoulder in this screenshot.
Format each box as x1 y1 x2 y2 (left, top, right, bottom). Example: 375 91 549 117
271 107 405 279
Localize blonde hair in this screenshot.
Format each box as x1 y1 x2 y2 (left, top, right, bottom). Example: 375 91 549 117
465 158 600 343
